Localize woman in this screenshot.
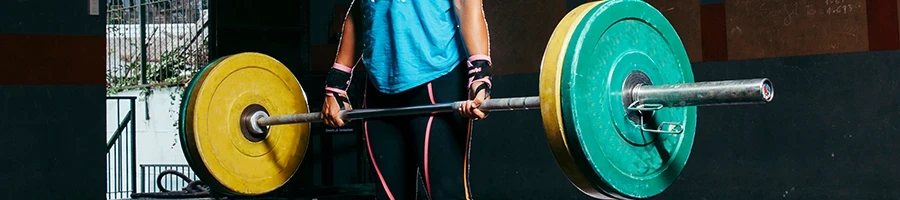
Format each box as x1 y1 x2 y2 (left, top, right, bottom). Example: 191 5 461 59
320 0 493 199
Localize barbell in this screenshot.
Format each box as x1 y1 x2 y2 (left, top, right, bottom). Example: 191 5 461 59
178 0 775 199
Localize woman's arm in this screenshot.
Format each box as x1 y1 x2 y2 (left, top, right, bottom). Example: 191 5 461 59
453 0 490 56
453 0 493 119
335 1 362 67
322 1 362 127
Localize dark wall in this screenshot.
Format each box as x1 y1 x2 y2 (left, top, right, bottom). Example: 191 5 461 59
0 0 105 36
0 0 106 199
467 73 589 199
285 73 370 190
645 0 703 62
309 0 352 46
209 0 310 73
724 0 869 61
568 0 587 13
468 51 900 199
484 0 566 75
658 50 900 199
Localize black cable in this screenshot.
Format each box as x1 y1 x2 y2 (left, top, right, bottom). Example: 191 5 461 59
130 170 212 199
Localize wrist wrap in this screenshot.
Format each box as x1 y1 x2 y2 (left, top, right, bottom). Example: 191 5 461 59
325 63 353 97
467 55 492 97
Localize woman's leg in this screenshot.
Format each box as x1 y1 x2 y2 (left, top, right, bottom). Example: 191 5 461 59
408 64 473 200
363 78 418 200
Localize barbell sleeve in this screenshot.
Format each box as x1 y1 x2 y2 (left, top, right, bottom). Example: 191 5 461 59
632 78 774 107
255 78 773 127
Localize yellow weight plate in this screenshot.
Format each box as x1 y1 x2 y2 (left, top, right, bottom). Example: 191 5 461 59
538 2 614 199
181 52 310 195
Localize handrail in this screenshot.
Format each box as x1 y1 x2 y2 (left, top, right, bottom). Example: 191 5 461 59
106 96 138 199
107 110 135 153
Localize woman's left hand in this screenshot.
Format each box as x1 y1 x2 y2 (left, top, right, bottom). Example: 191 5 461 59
459 81 490 120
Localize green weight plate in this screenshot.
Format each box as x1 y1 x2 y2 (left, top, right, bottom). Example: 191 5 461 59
559 0 696 198
179 55 230 195
539 2 615 199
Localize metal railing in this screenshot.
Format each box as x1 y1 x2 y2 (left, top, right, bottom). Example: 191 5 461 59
139 164 200 193
106 96 138 199
106 0 209 94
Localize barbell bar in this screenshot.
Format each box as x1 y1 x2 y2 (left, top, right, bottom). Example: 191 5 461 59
177 0 777 199
249 78 773 129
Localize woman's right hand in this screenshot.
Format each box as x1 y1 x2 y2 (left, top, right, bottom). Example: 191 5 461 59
322 94 353 127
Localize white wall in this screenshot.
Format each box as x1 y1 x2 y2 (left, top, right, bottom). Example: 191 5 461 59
107 87 187 166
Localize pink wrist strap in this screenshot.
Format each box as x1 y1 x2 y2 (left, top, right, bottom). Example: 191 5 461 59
332 63 352 73
467 54 492 69
468 77 492 89
325 62 354 96
325 87 347 96
466 54 492 89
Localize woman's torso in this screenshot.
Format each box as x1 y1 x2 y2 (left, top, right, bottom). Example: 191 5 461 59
359 0 467 94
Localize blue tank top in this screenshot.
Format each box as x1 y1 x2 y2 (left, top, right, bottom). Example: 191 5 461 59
359 0 466 94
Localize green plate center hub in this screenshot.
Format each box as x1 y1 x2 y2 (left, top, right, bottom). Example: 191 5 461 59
559 0 697 198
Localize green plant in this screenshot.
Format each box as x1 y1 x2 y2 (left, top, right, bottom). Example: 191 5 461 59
106 29 208 148
106 1 211 150
169 85 186 148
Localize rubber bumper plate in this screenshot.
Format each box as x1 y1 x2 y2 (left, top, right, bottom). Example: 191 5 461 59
179 52 311 196
540 0 697 199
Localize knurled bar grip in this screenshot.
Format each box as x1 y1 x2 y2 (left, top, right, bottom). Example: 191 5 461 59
256 96 541 126
255 78 773 127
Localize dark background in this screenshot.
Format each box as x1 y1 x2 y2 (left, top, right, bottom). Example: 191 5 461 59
0 0 106 199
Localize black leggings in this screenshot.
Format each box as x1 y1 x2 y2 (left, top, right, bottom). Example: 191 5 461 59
362 63 473 200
